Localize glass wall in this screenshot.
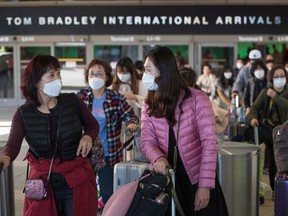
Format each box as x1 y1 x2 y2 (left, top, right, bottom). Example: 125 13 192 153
201 46 234 77
55 45 86 92
143 45 189 65
94 45 138 71
20 46 50 77
238 42 288 65
20 46 51 97
0 46 14 98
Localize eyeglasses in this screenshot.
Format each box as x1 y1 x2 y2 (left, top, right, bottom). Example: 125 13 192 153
89 71 106 77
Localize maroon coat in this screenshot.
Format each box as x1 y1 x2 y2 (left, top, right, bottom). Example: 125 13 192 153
23 153 98 216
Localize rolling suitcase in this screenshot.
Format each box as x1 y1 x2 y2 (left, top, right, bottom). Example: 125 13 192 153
227 95 240 140
113 161 149 192
113 130 149 192
275 173 288 216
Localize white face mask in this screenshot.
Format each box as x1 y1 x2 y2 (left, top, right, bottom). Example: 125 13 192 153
254 69 265 79
41 79 62 97
89 78 105 90
224 72 233 79
236 63 243 69
273 77 286 89
142 73 158 91
117 73 131 83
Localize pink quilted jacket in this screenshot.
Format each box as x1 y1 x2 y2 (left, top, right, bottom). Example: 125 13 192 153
140 88 217 188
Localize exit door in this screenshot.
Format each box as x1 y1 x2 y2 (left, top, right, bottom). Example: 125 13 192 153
196 44 236 77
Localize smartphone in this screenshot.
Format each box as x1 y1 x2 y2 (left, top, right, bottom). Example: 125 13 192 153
0 162 4 174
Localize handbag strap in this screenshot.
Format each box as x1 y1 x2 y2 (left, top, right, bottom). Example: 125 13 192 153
171 105 185 216
46 109 62 182
173 107 183 171
261 96 271 120
263 97 282 126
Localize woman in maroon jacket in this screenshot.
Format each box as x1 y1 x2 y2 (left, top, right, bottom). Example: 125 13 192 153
0 55 99 216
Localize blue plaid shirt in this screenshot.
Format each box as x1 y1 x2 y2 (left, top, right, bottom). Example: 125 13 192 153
77 88 139 166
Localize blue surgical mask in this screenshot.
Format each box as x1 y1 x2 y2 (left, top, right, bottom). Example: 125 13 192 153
254 69 265 79
142 73 158 91
89 77 105 90
117 73 131 83
41 79 62 97
224 72 233 79
236 63 243 69
273 77 286 89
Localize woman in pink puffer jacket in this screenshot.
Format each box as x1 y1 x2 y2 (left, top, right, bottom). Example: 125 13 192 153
140 46 228 216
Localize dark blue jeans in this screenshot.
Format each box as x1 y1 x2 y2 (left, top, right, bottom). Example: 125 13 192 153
98 157 113 204
50 173 73 216
53 188 73 216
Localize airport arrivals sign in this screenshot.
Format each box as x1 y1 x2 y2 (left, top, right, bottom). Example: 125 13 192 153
0 5 287 35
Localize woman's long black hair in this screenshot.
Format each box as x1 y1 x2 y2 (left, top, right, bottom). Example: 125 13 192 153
145 46 191 127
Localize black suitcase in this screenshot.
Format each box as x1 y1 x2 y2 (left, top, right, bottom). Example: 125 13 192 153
275 173 288 216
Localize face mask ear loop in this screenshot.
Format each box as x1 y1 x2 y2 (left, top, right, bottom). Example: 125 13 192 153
154 73 160 84
38 80 46 95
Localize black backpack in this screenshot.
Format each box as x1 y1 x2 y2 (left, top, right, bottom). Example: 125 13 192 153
273 121 288 172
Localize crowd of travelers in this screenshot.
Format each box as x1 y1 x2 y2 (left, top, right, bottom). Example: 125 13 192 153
1 45 287 215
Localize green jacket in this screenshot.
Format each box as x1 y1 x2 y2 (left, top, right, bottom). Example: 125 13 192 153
248 84 288 124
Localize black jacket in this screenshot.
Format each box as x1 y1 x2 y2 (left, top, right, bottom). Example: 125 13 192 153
20 94 82 161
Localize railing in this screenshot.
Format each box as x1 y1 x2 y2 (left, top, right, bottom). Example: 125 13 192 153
0 146 15 216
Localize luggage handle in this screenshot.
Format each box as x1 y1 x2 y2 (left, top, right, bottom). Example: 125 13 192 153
168 168 185 216
123 134 135 150
123 127 139 161
253 123 259 146
123 126 140 150
232 95 240 108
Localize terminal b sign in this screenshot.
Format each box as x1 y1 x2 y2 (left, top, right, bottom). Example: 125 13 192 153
0 5 286 35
